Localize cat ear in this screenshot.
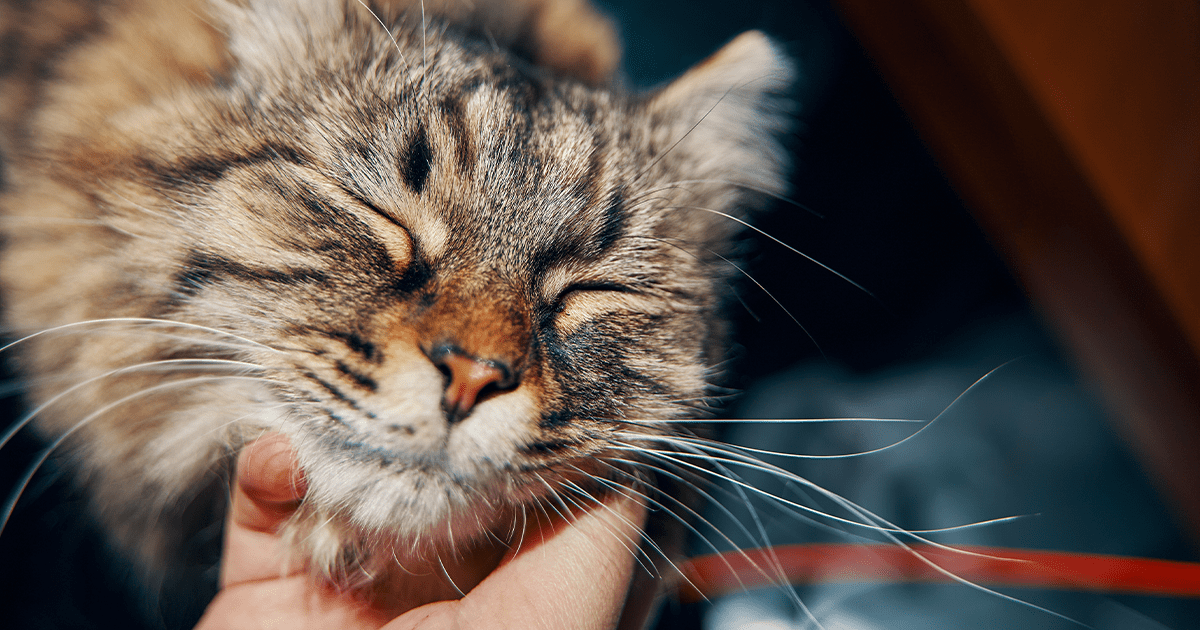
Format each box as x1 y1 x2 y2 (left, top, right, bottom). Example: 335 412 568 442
645 31 795 214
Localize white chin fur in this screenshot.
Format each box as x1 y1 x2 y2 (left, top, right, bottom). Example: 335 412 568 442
284 387 540 549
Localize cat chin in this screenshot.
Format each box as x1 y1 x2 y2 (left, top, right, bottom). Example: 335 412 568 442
280 492 513 588
281 386 544 524
276 412 536 582
278 452 540 591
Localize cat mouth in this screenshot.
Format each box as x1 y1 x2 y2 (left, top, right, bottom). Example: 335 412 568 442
290 415 621 534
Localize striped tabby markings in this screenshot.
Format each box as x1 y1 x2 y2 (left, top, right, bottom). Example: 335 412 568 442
552 290 651 335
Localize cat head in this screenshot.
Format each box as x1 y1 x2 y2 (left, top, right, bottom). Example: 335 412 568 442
6 0 793 575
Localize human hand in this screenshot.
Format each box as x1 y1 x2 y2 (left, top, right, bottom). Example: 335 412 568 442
195 433 648 630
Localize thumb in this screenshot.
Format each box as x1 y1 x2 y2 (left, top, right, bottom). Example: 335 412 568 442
220 432 307 587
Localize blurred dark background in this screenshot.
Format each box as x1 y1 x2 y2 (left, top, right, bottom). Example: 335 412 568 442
594 0 1200 628
596 0 1022 379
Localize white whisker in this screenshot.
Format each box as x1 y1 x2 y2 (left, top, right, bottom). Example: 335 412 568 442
676 437 825 627
353 0 408 66
0 374 285 536
713 248 825 357
0 358 267 452
668 200 874 299
0 317 281 355
590 461 767 597
556 480 652 577
646 417 927 424
435 554 466 598
632 81 743 188
628 440 1030 552
658 177 824 217
558 475 656 575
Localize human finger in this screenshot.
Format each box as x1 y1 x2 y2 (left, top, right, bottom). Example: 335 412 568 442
386 492 648 630
220 432 307 588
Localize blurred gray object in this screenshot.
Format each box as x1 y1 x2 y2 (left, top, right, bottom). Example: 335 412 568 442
704 313 1197 628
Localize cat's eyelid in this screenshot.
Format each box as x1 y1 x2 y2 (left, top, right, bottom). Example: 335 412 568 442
308 177 420 264
333 184 409 233
316 178 420 245
552 281 640 308
561 281 637 295
286 163 413 235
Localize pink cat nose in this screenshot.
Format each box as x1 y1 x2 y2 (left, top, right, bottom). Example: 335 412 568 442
435 351 509 422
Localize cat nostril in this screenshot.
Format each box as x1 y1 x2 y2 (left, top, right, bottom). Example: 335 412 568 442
432 349 513 422
434 360 453 383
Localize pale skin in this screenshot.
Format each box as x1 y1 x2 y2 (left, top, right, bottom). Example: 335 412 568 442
196 433 649 630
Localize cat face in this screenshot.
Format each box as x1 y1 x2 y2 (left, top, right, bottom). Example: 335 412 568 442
0 0 792 579
169 61 723 543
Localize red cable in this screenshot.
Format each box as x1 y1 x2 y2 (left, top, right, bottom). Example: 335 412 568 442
677 544 1200 602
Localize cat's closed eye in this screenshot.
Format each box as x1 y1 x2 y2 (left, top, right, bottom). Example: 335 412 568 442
550 281 656 330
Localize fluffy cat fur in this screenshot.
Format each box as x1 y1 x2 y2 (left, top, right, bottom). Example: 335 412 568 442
0 0 793 614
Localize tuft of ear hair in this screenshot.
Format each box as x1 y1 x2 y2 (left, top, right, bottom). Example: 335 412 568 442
647 31 796 216
217 0 621 86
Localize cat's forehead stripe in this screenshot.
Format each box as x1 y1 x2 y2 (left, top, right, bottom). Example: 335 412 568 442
141 142 308 188
435 94 475 174
398 127 433 195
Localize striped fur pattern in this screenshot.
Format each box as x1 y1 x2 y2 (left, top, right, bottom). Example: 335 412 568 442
0 0 792 600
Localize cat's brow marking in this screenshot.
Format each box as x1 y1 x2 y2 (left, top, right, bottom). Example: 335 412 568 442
144 143 308 187
399 126 433 194
436 93 476 173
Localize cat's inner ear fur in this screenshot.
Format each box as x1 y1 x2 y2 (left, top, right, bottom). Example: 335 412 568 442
216 0 621 86
645 31 795 234
414 0 621 85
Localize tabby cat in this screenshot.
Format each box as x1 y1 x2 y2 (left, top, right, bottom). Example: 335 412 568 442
0 0 793 621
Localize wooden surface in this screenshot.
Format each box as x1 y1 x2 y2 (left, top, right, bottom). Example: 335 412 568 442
833 0 1200 538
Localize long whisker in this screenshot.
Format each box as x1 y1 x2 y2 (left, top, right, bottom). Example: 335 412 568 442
796 467 1089 627
669 202 875 299
606 448 824 620
631 435 1025 535
621 443 937 541
556 479 653 576
420 0 427 80
0 317 281 355
605 455 782 549
619 232 823 356
353 0 408 66
614 449 883 548
711 248 825 358
620 232 755 331
643 434 1029 626
631 74 779 189
666 360 1019 461
592 460 770 597
649 417 926 424
435 554 466 598
0 358 268 452
0 374 286 536
632 97 728 188
642 440 1039 565
655 178 824 217
666 431 923 462
686 438 825 627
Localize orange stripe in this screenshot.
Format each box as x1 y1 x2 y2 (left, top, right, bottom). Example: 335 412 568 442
677 544 1200 602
